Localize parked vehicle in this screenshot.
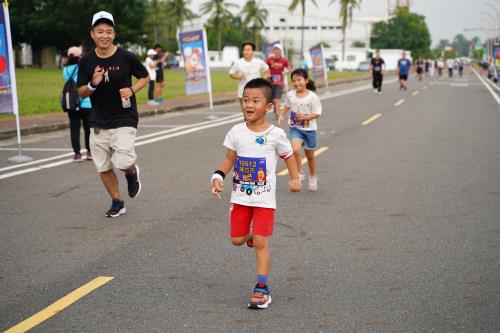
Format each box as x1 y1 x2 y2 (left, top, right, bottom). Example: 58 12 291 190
357 61 370 71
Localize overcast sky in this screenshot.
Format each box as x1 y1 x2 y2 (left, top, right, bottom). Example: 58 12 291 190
188 0 498 46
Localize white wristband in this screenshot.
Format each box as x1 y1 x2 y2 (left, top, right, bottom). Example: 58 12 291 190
211 173 223 184
87 82 97 91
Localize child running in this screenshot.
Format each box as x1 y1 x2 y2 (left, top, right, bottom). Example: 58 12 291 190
211 78 302 309
278 68 322 191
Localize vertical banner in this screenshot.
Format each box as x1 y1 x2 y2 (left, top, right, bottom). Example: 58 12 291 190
179 29 210 96
0 3 14 114
263 41 281 59
309 43 328 87
494 44 500 79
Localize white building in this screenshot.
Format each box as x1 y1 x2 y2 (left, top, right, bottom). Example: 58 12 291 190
261 0 389 55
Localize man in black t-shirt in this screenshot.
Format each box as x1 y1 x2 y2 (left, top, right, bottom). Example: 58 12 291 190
416 57 425 81
77 11 150 218
370 50 386 95
153 44 168 104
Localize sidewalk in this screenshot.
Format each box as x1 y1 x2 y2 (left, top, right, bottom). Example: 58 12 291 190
0 75 371 141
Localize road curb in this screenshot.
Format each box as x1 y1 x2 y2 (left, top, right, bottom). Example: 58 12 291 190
0 75 371 141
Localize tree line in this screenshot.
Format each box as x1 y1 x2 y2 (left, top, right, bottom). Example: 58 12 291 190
12 0 466 66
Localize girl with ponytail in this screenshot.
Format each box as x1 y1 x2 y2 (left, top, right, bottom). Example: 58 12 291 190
278 68 323 191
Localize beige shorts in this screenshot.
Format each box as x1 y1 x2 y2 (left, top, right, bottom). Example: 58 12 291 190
90 127 137 172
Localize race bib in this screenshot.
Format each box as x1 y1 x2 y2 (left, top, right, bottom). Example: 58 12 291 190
233 156 267 185
271 74 282 82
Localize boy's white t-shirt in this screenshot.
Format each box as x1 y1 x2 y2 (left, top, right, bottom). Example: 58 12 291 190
229 58 269 98
145 57 157 81
223 123 293 209
283 90 322 131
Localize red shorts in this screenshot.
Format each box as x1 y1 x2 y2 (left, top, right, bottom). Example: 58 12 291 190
229 203 275 237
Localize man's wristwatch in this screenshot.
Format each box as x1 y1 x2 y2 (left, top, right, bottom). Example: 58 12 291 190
87 81 97 91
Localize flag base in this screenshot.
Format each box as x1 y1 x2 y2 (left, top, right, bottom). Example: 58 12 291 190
8 154 33 164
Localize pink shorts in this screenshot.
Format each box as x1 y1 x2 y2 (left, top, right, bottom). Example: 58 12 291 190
229 204 275 237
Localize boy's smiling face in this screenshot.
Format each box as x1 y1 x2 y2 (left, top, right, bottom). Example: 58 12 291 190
242 88 272 123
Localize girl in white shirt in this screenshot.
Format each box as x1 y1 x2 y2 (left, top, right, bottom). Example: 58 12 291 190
279 68 322 191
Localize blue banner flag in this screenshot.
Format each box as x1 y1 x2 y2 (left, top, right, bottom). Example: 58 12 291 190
0 3 14 114
179 29 210 96
309 44 327 86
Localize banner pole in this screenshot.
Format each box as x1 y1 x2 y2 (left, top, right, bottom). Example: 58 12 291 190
202 28 216 120
4 1 32 163
321 44 328 88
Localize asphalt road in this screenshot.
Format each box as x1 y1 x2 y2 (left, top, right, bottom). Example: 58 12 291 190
1 70 499 332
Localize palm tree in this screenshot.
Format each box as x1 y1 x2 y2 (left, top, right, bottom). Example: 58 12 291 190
289 0 318 56
165 0 197 38
331 0 362 61
241 0 268 51
200 0 239 59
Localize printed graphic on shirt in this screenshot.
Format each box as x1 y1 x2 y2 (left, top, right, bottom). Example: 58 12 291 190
233 155 270 196
290 111 309 128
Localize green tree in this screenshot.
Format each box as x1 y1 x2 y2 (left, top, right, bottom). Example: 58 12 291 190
451 34 471 57
200 0 239 58
10 0 148 65
288 0 317 56
206 16 253 52
436 39 450 50
331 0 362 61
165 0 197 37
241 0 268 51
146 0 169 46
370 8 431 58
351 40 366 47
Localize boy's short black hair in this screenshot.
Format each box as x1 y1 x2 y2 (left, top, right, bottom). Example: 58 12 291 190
243 78 272 103
154 43 162 49
242 42 256 51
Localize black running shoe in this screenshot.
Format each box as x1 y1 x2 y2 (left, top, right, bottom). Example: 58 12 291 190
126 164 142 198
105 199 126 217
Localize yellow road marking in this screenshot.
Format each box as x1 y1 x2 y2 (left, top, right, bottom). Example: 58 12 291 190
394 98 405 107
412 91 419 96
361 113 382 126
4 276 113 333
277 146 329 176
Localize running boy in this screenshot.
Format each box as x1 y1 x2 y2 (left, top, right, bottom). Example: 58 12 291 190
278 68 322 191
211 78 302 309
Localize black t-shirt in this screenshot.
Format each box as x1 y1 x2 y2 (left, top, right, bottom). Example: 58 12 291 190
371 58 385 73
77 47 149 129
154 52 164 71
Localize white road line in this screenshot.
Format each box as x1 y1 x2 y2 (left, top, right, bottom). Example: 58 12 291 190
0 148 73 152
0 114 241 174
135 116 243 147
319 78 399 101
411 91 419 96
139 124 180 128
0 115 243 180
484 76 500 92
0 160 74 180
0 151 76 173
0 79 392 180
473 69 500 106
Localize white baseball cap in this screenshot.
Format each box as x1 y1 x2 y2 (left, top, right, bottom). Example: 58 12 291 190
273 44 283 51
67 46 82 57
92 11 115 27
147 49 157 56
